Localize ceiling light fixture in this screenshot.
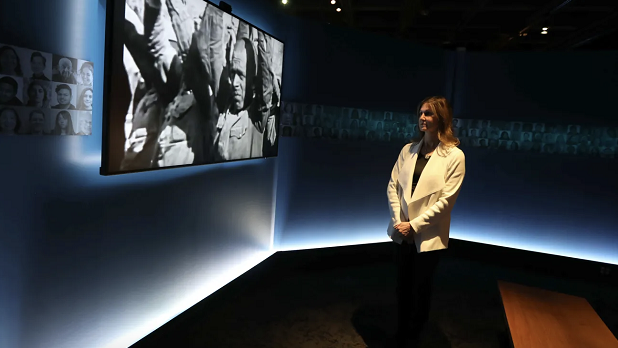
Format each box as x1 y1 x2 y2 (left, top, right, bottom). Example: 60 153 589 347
336 7 341 12
541 30 548 34
542 27 549 31
282 0 287 4
331 0 336 4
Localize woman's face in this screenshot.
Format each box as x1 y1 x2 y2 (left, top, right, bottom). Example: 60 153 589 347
83 90 93 108
0 110 17 132
418 103 439 134
0 49 18 75
29 84 45 103
58 114 68 129
81 68 93 85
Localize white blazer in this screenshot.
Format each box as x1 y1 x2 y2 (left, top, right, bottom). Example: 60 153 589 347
387 139 466 253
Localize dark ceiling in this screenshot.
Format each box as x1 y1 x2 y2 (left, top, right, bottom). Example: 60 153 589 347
275 0 618 51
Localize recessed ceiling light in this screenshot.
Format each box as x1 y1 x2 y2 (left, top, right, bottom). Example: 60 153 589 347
282 0 287 4
542 27 548 30
336 7 341 12
331 0 336 4
541 30 548 34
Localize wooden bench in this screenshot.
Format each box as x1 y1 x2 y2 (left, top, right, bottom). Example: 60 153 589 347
498 280 618 348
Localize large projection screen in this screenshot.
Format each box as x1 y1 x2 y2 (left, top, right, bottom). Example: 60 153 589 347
101 0 284 175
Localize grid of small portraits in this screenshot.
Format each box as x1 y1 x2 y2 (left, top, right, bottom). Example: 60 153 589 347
279 101 617 159
0 43 93 136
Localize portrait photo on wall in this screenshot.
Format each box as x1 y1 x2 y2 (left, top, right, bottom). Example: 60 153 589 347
0 42 94 136
101 0 285 175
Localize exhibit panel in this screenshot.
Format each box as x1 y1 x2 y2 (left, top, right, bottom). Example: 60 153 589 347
0 42 94 136
101 0 285 175
279 101 617 158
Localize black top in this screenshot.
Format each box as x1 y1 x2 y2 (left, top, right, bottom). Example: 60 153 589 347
411 153 430 195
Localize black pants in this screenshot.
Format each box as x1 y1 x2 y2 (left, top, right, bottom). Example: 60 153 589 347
394 240 443 339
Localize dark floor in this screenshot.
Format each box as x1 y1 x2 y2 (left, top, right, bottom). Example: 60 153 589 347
132 242 618 348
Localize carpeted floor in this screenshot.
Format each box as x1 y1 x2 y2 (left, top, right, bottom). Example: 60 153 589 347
132 246 618 348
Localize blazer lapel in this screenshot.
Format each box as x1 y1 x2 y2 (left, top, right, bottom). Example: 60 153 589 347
402 140 422 204
410 143 447 203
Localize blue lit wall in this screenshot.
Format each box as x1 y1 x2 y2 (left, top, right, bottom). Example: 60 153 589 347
274 47 618 266
0 1 282 348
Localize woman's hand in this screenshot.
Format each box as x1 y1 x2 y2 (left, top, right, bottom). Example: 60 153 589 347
394 222 412 236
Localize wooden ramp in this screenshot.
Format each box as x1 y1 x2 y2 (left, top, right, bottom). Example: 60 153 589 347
498 280 618 348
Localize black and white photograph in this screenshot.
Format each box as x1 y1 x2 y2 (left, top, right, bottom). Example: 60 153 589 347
349 108 361 120
0 74 24 105
281 101 295 126
303 114 314 127
314 105 324 119
499 130 511 141
543 132 556 144
281 125 292 137
0 105 21 135
18 107 52 135
77 85 94 110
23 49 53 81
50 109 78 135
51 82 77 110
0 41 92 136
76 111 93 135
104 0 285 174
77 60 94 87
51 55 78 84
23 78 52 108
0 45 25 77
533 123 545 133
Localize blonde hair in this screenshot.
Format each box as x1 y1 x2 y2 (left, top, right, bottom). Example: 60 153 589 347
411 96 460 151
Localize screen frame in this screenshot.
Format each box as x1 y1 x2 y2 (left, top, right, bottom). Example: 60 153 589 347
101 0 286 176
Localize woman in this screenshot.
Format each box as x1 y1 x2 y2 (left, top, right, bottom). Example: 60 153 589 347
0 46 23 76
77 87 93 110
51 110 75 135
26 80 50 108
0 107 21 135
79 61 94 86
386 96 465 348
